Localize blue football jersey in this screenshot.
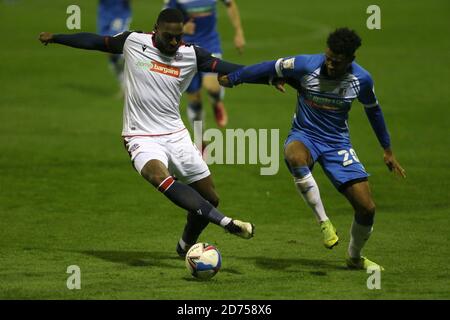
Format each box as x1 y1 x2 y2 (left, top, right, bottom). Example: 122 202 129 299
163 0 231 53
97 0 132 36
275 54 378 145
98 0 131 18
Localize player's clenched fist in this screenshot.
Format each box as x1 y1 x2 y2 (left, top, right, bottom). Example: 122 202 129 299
39 32 54 45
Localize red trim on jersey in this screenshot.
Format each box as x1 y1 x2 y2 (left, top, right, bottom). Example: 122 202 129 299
211 59 218 72
122 128 187 138
158 176 175 193
104 36 110 50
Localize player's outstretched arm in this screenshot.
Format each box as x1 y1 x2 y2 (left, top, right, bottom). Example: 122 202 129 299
359 74 406 178
38 31 130 54
364 106 406 178
194 45 243 74
194 46 284 92
218 59 291 89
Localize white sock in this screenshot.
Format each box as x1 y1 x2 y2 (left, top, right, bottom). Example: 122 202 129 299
178 238 188 250
219 217 232 227
294 174 328 223
348 220 373 259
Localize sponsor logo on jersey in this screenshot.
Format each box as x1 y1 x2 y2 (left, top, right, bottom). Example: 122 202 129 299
303 91 350 111
149 60 180 78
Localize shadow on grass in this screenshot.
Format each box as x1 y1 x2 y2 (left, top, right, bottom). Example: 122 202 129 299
81 250 180 269
236 256 347 275
80 250 243 275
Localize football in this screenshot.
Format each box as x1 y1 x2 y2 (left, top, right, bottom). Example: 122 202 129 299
185 243 222 280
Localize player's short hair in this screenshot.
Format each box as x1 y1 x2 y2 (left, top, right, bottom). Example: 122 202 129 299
156 8 184 25
327 28 362 57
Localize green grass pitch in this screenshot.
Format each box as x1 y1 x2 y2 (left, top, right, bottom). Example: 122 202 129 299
0 0 449 299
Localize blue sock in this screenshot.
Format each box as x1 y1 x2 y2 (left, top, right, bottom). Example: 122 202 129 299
291 166 311 178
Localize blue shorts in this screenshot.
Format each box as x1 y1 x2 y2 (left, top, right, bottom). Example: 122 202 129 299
284 129 369 191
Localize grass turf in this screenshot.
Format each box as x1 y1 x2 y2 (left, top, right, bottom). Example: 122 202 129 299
0 0 449 299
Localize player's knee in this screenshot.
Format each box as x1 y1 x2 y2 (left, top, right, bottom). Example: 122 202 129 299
149 174 169 188
355 203 376 225
141 166 169 188
204 78 220 93
285 152 308 168
361 200 376 216
359 203 376 216
366 204 376 216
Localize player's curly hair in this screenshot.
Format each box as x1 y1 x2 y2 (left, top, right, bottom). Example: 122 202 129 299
157 8 184 25
327 28 362 57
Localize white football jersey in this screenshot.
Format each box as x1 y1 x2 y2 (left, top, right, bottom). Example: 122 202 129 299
121 32 198 136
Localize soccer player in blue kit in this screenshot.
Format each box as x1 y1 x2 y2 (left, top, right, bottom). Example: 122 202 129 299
220 28 406 270
97 0 132 92
163 0 246 131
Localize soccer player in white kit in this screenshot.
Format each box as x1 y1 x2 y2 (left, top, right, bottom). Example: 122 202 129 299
38 9 254 257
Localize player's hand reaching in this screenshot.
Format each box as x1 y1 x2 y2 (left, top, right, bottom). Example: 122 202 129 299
271 78 286 93
218 74 232 87
39 32 54 45
383 148 406 178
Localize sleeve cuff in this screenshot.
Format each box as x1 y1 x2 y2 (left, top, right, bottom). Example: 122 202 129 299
274 58 284 77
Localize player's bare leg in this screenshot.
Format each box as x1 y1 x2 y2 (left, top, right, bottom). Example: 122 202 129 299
140 159 171 188
285 141 338 249
342 180 384 270
203 74 228 128
140 160 254 254
177 175 218 256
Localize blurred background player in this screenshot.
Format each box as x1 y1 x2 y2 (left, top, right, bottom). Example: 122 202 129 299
220 28 406 271
163 0 245 141
97 0 132 93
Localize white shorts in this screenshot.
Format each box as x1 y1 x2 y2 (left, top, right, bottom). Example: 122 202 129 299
123 129 210 185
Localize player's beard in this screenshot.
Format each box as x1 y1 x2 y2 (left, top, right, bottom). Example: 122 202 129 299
163 46 178 56
155 38 178 56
